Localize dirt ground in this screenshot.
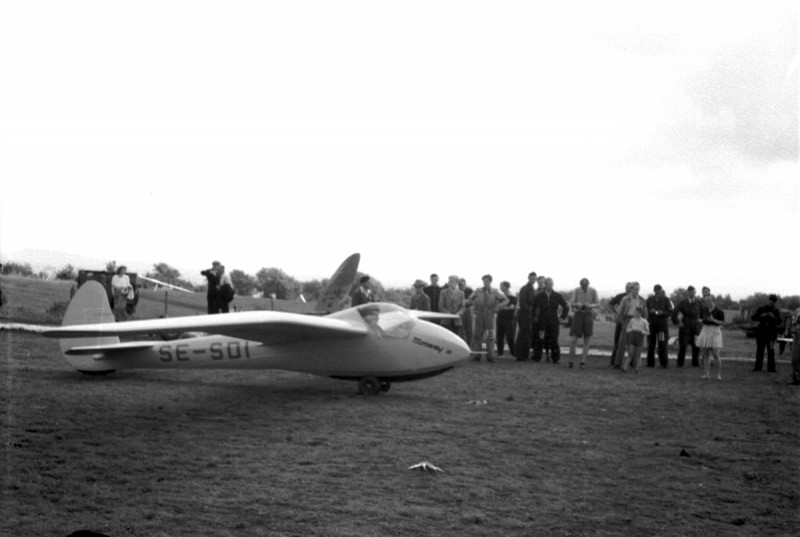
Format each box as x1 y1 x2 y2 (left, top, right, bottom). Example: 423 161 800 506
2 330 799 537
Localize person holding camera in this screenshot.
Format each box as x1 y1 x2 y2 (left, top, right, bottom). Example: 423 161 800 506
567 277 599 368
201 261 222 314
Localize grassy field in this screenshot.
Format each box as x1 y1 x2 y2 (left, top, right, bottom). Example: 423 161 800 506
2 330 799 537
2 275 798 536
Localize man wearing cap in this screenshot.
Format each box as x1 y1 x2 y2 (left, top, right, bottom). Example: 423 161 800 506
515 272 537 361
646 284 674 368
439 275 465 335
465 274 509 362
752 294 782 373
201 261 222 314
567 277 600 368
409 280 431 311
352 275 373 306
672 285 703 367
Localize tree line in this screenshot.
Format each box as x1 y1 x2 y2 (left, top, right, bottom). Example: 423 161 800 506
2 260 797 312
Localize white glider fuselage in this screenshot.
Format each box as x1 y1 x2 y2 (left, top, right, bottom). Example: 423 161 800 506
53 302 471 382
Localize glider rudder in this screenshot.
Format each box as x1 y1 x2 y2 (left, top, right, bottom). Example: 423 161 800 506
314 253 360 314
58 280 119 373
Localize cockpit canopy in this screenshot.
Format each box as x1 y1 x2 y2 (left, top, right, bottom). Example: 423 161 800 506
353 303 417 339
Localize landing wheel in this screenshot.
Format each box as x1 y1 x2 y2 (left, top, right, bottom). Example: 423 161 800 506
380 382 391 393
358 376 382 396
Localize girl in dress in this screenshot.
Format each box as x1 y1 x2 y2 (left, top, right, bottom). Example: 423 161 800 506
698 295 725 380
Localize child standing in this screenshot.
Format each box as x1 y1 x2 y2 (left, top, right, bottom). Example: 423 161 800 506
623 308 649 373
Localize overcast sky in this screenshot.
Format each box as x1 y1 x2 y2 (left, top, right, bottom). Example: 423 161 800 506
1 1 797 298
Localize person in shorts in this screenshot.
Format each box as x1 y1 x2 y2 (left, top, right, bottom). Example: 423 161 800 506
698 295 725 380
623 307 649 373
567 277 599 368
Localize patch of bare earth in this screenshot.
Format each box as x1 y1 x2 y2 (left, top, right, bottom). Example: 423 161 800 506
2 331 798 536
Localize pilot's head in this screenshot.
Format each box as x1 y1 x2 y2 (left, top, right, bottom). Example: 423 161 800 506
360 275 371 288
359 305 380 325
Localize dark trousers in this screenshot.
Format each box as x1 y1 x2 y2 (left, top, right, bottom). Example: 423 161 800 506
754 335 776 371
677 323 700 367
647 320 669 367
533 324 560 363
496 316 516 356
515 311 533 360
611 321 623 365
207 294 219 314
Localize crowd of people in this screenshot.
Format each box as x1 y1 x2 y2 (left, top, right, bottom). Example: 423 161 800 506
355 272 800 384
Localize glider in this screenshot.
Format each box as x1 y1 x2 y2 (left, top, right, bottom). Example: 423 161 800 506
42 255 471 395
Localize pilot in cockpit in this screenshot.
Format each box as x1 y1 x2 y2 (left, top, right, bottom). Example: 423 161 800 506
359 305 386 337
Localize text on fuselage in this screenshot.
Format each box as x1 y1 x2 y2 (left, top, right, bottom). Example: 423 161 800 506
158 340 252 362
412 337 452 355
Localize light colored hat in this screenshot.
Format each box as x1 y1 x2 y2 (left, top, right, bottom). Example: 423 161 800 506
413 279 427 288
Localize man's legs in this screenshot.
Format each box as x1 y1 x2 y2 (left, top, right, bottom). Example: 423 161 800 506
471 316 486 359
677 327 688 367
646 329 657 367
515 313 531 361
611 322 623 365
754 336 766 371
767 339 777 372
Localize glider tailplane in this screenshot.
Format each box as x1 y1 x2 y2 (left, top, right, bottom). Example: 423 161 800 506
58 280 120 373
314 253 360 314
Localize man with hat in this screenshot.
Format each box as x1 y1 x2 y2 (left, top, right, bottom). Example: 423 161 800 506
646 284 674 368
752 294 782 373
438 275 465 335
352 275 373 306
409 279 431 311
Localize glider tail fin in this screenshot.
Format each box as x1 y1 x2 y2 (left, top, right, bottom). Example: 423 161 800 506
314 253 360 314
59 280 119 373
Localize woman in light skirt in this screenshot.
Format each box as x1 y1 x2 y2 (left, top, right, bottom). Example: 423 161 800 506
697 295 725 380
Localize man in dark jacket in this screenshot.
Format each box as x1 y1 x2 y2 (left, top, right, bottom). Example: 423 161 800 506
646 284 673 368
200 261 221 314
352 275 373 306
515 272 537 361
532 277 569 363
752 294 782 373
672 285 703 367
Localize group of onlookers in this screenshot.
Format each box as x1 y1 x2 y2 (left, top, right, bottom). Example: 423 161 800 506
378 273 799 384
